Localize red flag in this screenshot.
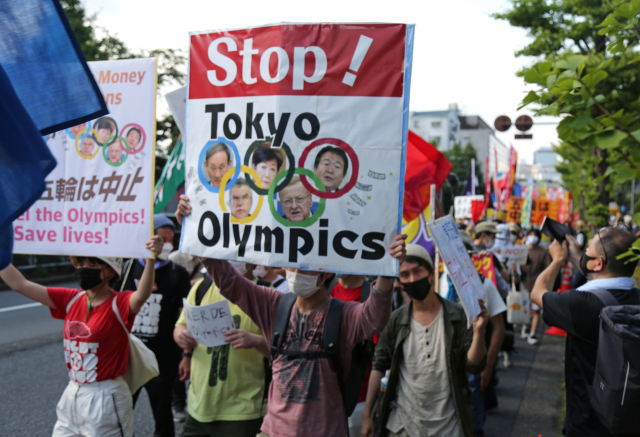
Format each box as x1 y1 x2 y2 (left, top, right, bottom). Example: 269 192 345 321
471 200 485 222
403 130 452 222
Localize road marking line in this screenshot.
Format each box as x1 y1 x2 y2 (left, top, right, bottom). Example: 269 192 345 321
0 302 43 313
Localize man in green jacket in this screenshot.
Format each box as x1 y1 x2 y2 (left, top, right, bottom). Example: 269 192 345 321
362 244 489 437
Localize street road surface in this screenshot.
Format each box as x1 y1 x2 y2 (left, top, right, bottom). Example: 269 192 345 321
0 283 183 436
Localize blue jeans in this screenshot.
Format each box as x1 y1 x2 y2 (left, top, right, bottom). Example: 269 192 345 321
468 372 484 432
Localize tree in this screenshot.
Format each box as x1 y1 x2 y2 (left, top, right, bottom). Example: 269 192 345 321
61 0 187 181
441 142 485 213
494 0 640 227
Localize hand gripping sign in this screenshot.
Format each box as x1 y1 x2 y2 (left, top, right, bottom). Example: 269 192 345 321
180 23 415 275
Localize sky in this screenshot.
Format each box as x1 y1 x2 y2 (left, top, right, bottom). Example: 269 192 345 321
84 0 562 165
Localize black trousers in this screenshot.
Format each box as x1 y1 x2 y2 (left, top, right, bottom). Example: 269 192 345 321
133 357 179 437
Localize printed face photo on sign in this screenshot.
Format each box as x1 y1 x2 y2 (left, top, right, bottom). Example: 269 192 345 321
228 178 257 219
250 142 285 190
125 127 143 151
311 145 351 192
278 176 313 222
107 141 124 163
80 136 96 157
69 123 87 139
202 142 233 188
94 118 117 146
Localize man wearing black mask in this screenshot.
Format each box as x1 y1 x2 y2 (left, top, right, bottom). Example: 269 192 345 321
362 244 489 437
532 228 640 437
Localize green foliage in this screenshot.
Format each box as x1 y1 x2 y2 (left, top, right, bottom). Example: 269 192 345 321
441 143 485 213
495 0 640 227
60 0 186 183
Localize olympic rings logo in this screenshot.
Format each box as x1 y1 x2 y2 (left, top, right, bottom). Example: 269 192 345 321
199 137 357 227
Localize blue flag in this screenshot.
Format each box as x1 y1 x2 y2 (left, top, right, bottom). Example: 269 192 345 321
0 0 107 135
0 0 108 267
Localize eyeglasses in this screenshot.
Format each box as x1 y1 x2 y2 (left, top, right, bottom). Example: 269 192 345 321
282 194 311 207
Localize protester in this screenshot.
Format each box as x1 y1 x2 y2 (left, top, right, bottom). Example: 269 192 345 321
574 220 588 251
313 145 348 191
521 228 550 345
175 194 406 437
327 274 377 436
173 259 271 437
116 215 191 436
204 142 232 188
230 178 253 219
254 265 290 293
0 237 162 437
251 143 283 189
531 228 640 437
80 136 96 156
507 222 522 245
362 244 489 437
439 231 506 436
278 176 313 222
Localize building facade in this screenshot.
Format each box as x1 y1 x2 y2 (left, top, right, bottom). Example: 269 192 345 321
408 105 509 181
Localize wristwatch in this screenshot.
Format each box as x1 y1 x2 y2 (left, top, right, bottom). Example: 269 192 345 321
182 351 193 358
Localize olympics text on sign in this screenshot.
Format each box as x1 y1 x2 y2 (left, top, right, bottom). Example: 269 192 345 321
180 23 414 275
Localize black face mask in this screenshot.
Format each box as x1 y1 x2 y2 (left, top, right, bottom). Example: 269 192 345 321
75 267 104 291
579 252 603 276
401 275 432 301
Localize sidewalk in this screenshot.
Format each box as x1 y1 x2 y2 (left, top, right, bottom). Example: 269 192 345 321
485 322 565 437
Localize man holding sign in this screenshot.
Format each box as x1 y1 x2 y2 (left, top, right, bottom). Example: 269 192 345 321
363 244 489 437
176 196 406 437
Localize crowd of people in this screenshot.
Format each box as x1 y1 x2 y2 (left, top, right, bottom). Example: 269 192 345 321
1 205 639 437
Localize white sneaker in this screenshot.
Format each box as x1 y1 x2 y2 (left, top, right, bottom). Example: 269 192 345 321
503 351 513 368
527 335 539 346
521 325 529 339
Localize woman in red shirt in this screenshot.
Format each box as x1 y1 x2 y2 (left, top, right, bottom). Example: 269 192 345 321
0 236 162 437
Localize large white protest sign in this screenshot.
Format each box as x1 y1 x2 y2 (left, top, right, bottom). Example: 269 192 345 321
427 215 483 326
183 298 235 347
454 195 483 219
180 23 414 276
13 59 157 258
500 245 529 265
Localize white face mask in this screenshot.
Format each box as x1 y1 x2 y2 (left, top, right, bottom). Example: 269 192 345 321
509 234 517 244
254 265 269 278
484 236 495 249
526 235 539 246
286 270 322 298
229 260 248 275
157 242 173 261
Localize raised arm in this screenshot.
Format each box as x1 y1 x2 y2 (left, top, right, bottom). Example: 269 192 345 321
0 264 54 308
531 240 567 308
129 235 163 313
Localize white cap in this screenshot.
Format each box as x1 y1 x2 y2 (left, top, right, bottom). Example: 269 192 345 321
496 224 510 240
405 244 433 269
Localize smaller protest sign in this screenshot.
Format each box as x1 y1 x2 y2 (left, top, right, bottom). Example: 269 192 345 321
530 199 559 226
454 195 484 219
500 245 529 265
183 298 235 347
428 215 483 326
506 196 524 223
471 254 497 287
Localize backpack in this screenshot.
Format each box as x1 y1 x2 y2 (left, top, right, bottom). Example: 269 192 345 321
270 290 373 418
587 288 640 434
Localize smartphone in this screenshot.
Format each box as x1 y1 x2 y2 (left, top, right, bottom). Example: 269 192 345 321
541 217 570 242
